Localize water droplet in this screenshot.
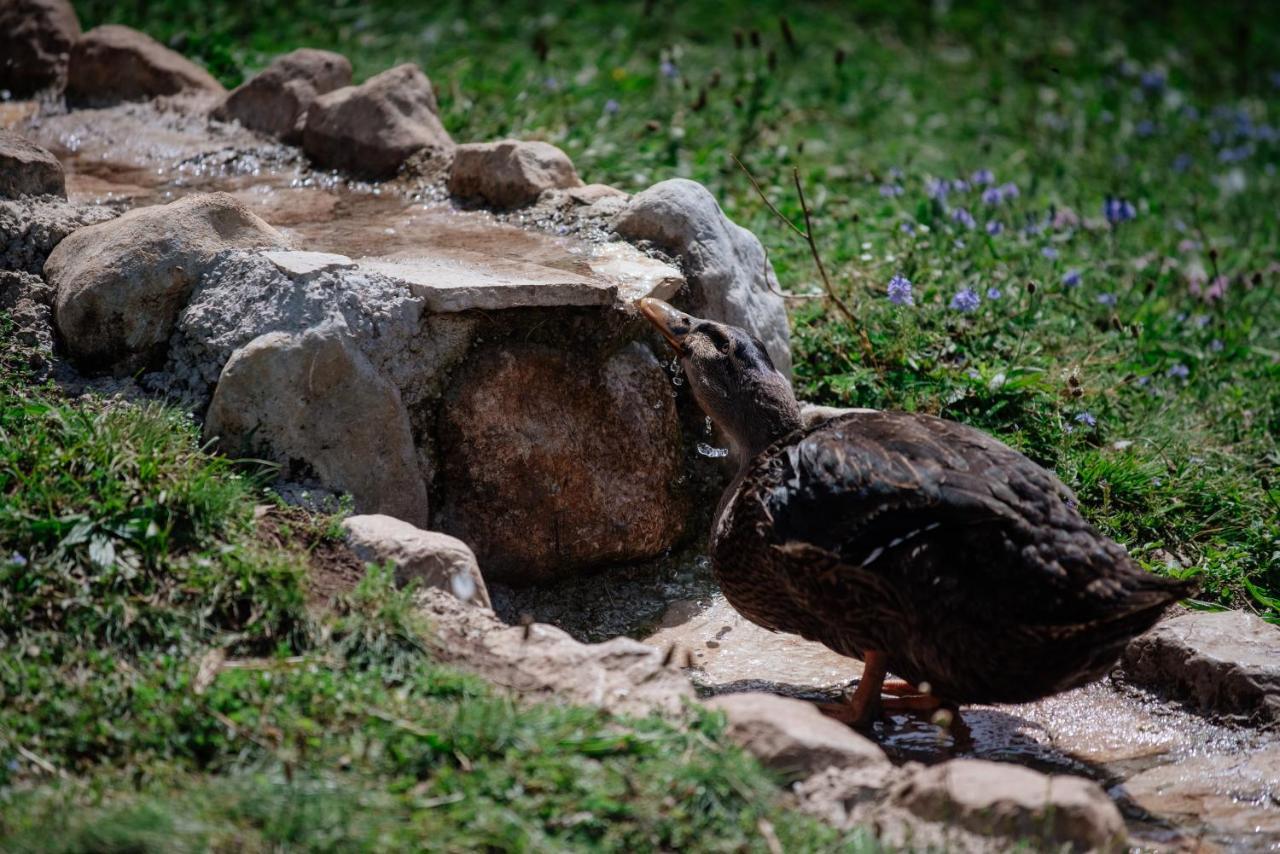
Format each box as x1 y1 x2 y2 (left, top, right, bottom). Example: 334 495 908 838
704 416 713 435
672 375 683 386
450 572 477 603
696 442 729 458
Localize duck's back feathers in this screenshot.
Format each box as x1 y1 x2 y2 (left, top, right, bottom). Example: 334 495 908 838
714 410 1192 703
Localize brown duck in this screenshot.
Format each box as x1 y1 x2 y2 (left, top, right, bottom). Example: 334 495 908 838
639 298 1193 726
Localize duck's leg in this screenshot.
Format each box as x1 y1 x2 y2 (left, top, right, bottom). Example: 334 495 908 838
816 650 889 728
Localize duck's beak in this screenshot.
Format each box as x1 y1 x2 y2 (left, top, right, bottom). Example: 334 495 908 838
637 298 693 355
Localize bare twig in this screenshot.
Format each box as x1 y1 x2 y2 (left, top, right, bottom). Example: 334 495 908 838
761 245 822 301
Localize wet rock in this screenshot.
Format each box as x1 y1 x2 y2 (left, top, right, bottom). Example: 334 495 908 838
204 321 429 527
0 0 80 96
0 194 115 274
1121 745 1280 845
342 514 490 609
67 25 226 106
211 48 352 144
705 692 888 777
1121 610 1280 724
46 192 285 373
417 586 691 715
448 139 583 210
303 63 453 179
614 178 793 379
892 760 1126 852
0 130 65 199
435 341 687 584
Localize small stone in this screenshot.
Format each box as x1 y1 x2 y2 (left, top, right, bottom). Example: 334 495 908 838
67 25 226 106
204 322 429 528
341 514 490 609
211 49 352 144
892 759 1126 851
567 183 628 206
448 139 583 209
705 692 889 778
47 192 286 373
1121 610 1280 724
614 178 793 379
302 63 453 179
262 249 356 278
0 0 80 96
0 130 65 199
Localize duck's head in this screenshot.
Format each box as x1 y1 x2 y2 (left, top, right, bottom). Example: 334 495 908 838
638 298 801 463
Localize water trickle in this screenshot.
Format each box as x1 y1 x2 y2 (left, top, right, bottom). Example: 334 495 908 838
696 442 729 458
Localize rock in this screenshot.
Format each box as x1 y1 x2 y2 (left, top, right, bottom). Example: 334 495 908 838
0 0 80 96
341 514 490 609
417 587 691 715
0 269 55 374
435 341 688 584
705 692 888 777
1121 745 1280 845
567 184 628 206
203 322 429 527
614 178 793 379
893 760 1126 852
67 25 226 106
0 130 65 199
46 192 286 373
1121 610 1280 724
302 63 453 179
0 195 116 274
448 139 583 209
211 49 352 143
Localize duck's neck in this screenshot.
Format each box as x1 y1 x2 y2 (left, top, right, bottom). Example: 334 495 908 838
720 379 803 471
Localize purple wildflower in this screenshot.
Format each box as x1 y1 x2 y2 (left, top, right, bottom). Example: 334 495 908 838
926 178 949 200
998 182 1019 200
660 60 678 79
971 168 995 186
1103 196 1137 224
1097 292 1118 306
603 98 620 114
950 287 981 312
7 552 26 567
986 287 1002 300
887 274 914 306
1075 411 1097 427
1167 363 1190 379
1172 152 1192 172
981 186 1003 205
900 221 916 234
1141 70 1166 91
880 184 905 197
1204 275 1229 302
544 76 561 92
1041 246 1059 260
1062 269 1082 287
951 207 976 229
985 220 1003 236
951 178 971 193
1210 339 1224 352
1136 119 1157 137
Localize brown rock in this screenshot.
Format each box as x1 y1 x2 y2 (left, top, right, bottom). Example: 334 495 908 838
448 139 583 209
211 48 352 143
342 514 490 609
1121 610 1280 724
47 192 285 373
204 323 429 528
0 129 64 198
435 341 687 583
302 63 453 179
705 692 888 778
67 25 225 106
893 760 1126 852
0 0 80 96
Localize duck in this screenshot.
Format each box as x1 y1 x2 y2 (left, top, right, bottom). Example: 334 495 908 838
638 297 1193 727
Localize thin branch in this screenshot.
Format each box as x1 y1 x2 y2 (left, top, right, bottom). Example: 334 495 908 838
761 245 823 301
731 154 806 239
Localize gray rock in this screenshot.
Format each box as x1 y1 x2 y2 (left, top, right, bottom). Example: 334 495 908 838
303 63 453 179
435 341 688 584
448 139 583 209
342 514 490 609
67 25 226 106
46 192 286 374
0 269 56 374
1121 610 1280 724
0 130 65 199
0 195 116 274
891 760 1126 852
614 178 792 379
203 321 429 527
705 692 889 778
0 0 80 96
417 586 691 715
211 49 352 144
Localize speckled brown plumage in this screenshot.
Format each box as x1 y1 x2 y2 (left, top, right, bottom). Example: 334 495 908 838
713 410 1193 704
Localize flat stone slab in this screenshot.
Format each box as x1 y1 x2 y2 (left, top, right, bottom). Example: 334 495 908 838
1122 610 1280 724
263 249 356 277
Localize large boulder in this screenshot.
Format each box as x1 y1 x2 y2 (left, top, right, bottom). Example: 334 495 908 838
1121 610 1280 724
0 195 116 274
211 48 352 144
448 139 583 210
302 63 453 179
614 178 793 378
204 322 429 527
706 692 889 778
435 341 688 584
0 0 80 96
67 25 225 106
342 514 490 609
0 130 65 199
46 192 286 373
